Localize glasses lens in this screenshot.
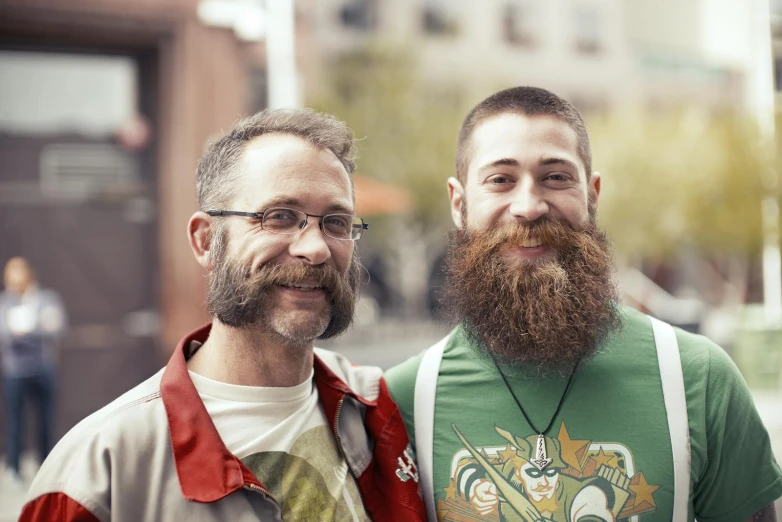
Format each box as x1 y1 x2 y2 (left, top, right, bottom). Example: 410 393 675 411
262 208 302 233
322 214 361 240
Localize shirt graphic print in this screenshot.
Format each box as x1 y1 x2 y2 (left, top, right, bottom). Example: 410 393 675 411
241 424 369 521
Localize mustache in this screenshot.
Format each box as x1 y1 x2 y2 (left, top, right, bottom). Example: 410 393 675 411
248 262 344 295
479 216 583 254
223 261 351 312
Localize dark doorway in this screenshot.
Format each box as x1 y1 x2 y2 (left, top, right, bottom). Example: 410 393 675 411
0 48 161 454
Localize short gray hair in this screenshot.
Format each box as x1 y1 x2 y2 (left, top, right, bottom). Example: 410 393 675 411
196 108 357 211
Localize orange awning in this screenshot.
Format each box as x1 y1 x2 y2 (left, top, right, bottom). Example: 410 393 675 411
353 174 413 216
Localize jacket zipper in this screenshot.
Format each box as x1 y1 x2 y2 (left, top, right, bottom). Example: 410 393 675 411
332 395 375 522
243 482 285 519
244 482 270 495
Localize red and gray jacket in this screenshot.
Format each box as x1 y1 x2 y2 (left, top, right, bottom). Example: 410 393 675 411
20 324 426 521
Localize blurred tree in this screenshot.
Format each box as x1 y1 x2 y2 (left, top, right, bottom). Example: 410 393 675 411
312 46 464 317
591 107 781 306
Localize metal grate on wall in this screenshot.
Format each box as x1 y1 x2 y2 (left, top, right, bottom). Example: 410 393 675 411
40 143 141 200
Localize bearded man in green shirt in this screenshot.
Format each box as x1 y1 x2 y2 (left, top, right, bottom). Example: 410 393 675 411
385 86 782 522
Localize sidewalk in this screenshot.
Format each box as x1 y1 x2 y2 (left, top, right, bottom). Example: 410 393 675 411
0 454 38 522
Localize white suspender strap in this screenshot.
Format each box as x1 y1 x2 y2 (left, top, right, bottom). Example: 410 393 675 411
414 335 449 522
649 315 691 521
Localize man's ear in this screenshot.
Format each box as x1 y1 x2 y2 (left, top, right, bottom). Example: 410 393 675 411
447 177 465 229
589 171 601 210
188 212 214 269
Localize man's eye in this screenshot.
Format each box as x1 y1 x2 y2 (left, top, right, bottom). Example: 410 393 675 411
266 210 297 221
325 216 349 228
544 173 569 182
488 175 512 184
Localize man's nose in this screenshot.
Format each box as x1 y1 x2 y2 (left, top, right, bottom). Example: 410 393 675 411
287 219 332 265
508 181 549 222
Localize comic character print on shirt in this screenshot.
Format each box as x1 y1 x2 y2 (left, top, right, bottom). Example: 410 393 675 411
442 422 660 522
241 425 370 522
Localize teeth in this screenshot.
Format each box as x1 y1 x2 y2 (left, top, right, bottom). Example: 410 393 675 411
521 238 543 248
282 283 323 290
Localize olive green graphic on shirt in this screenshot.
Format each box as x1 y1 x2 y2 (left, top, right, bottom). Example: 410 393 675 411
441 422 660 521
241 425 369 522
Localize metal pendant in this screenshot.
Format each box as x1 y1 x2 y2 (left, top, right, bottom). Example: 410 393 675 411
531 433 553 470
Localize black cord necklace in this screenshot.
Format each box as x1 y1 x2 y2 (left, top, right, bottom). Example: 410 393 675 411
490 355 582 471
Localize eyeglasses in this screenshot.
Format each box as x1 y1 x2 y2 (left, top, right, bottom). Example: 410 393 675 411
206 207 369 241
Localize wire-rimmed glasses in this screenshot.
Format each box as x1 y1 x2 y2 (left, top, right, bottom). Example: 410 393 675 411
206 207 368 241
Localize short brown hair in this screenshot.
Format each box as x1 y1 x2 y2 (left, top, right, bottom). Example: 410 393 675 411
196 108 357 211
455 87 592 183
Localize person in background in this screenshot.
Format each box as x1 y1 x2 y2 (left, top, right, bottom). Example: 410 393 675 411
0 256 66 488
386 86 782 521
20 109 426 522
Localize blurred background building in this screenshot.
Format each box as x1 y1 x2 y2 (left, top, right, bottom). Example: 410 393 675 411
1 0 781 515
303 0 746 109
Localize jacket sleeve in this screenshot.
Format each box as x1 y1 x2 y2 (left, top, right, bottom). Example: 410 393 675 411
20 493 101 522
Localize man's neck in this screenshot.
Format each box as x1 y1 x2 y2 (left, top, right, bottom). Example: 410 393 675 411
186 320 314 387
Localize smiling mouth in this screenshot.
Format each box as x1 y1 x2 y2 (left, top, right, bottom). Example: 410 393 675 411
520 238 544 248
279 283 324 291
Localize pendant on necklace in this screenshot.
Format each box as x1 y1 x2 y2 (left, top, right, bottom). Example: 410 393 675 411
531 433 553 470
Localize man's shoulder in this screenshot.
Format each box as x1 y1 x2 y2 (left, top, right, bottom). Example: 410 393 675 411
25 369 173 520
618 306 742 396
386 328 458 385
313 348 384 401
28 369 167 497
0 290 14 308
615 306 723 357
37 287 61 300
384 351 425 397
52 368 165 447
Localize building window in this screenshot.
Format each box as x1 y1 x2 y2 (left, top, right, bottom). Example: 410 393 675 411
422 1 459 36
573 5 601 55
339 0 377 31
503 2 536 47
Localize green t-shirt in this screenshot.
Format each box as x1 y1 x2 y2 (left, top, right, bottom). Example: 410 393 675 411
385 307 782 522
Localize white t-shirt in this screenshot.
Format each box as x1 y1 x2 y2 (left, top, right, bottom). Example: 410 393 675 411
189 370 371 521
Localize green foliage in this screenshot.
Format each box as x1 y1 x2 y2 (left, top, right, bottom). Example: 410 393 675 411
591 108 779 259
310 45 462 234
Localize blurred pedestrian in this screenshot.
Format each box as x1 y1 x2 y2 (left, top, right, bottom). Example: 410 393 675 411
20 109 426 522
0 257 66 487
386 86 782 521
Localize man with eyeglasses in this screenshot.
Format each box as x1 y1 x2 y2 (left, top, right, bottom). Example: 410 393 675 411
21 109 427 522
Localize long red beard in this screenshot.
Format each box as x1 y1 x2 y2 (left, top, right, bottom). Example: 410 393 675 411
444 216 621 367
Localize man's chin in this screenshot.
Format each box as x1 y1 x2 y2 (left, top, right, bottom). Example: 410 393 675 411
269 309 330 341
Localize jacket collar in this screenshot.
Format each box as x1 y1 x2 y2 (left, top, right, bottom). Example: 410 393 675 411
160 323 262 502
159 323 360 503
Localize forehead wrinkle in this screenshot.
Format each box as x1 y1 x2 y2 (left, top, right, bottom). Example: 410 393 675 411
238 170 354 212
